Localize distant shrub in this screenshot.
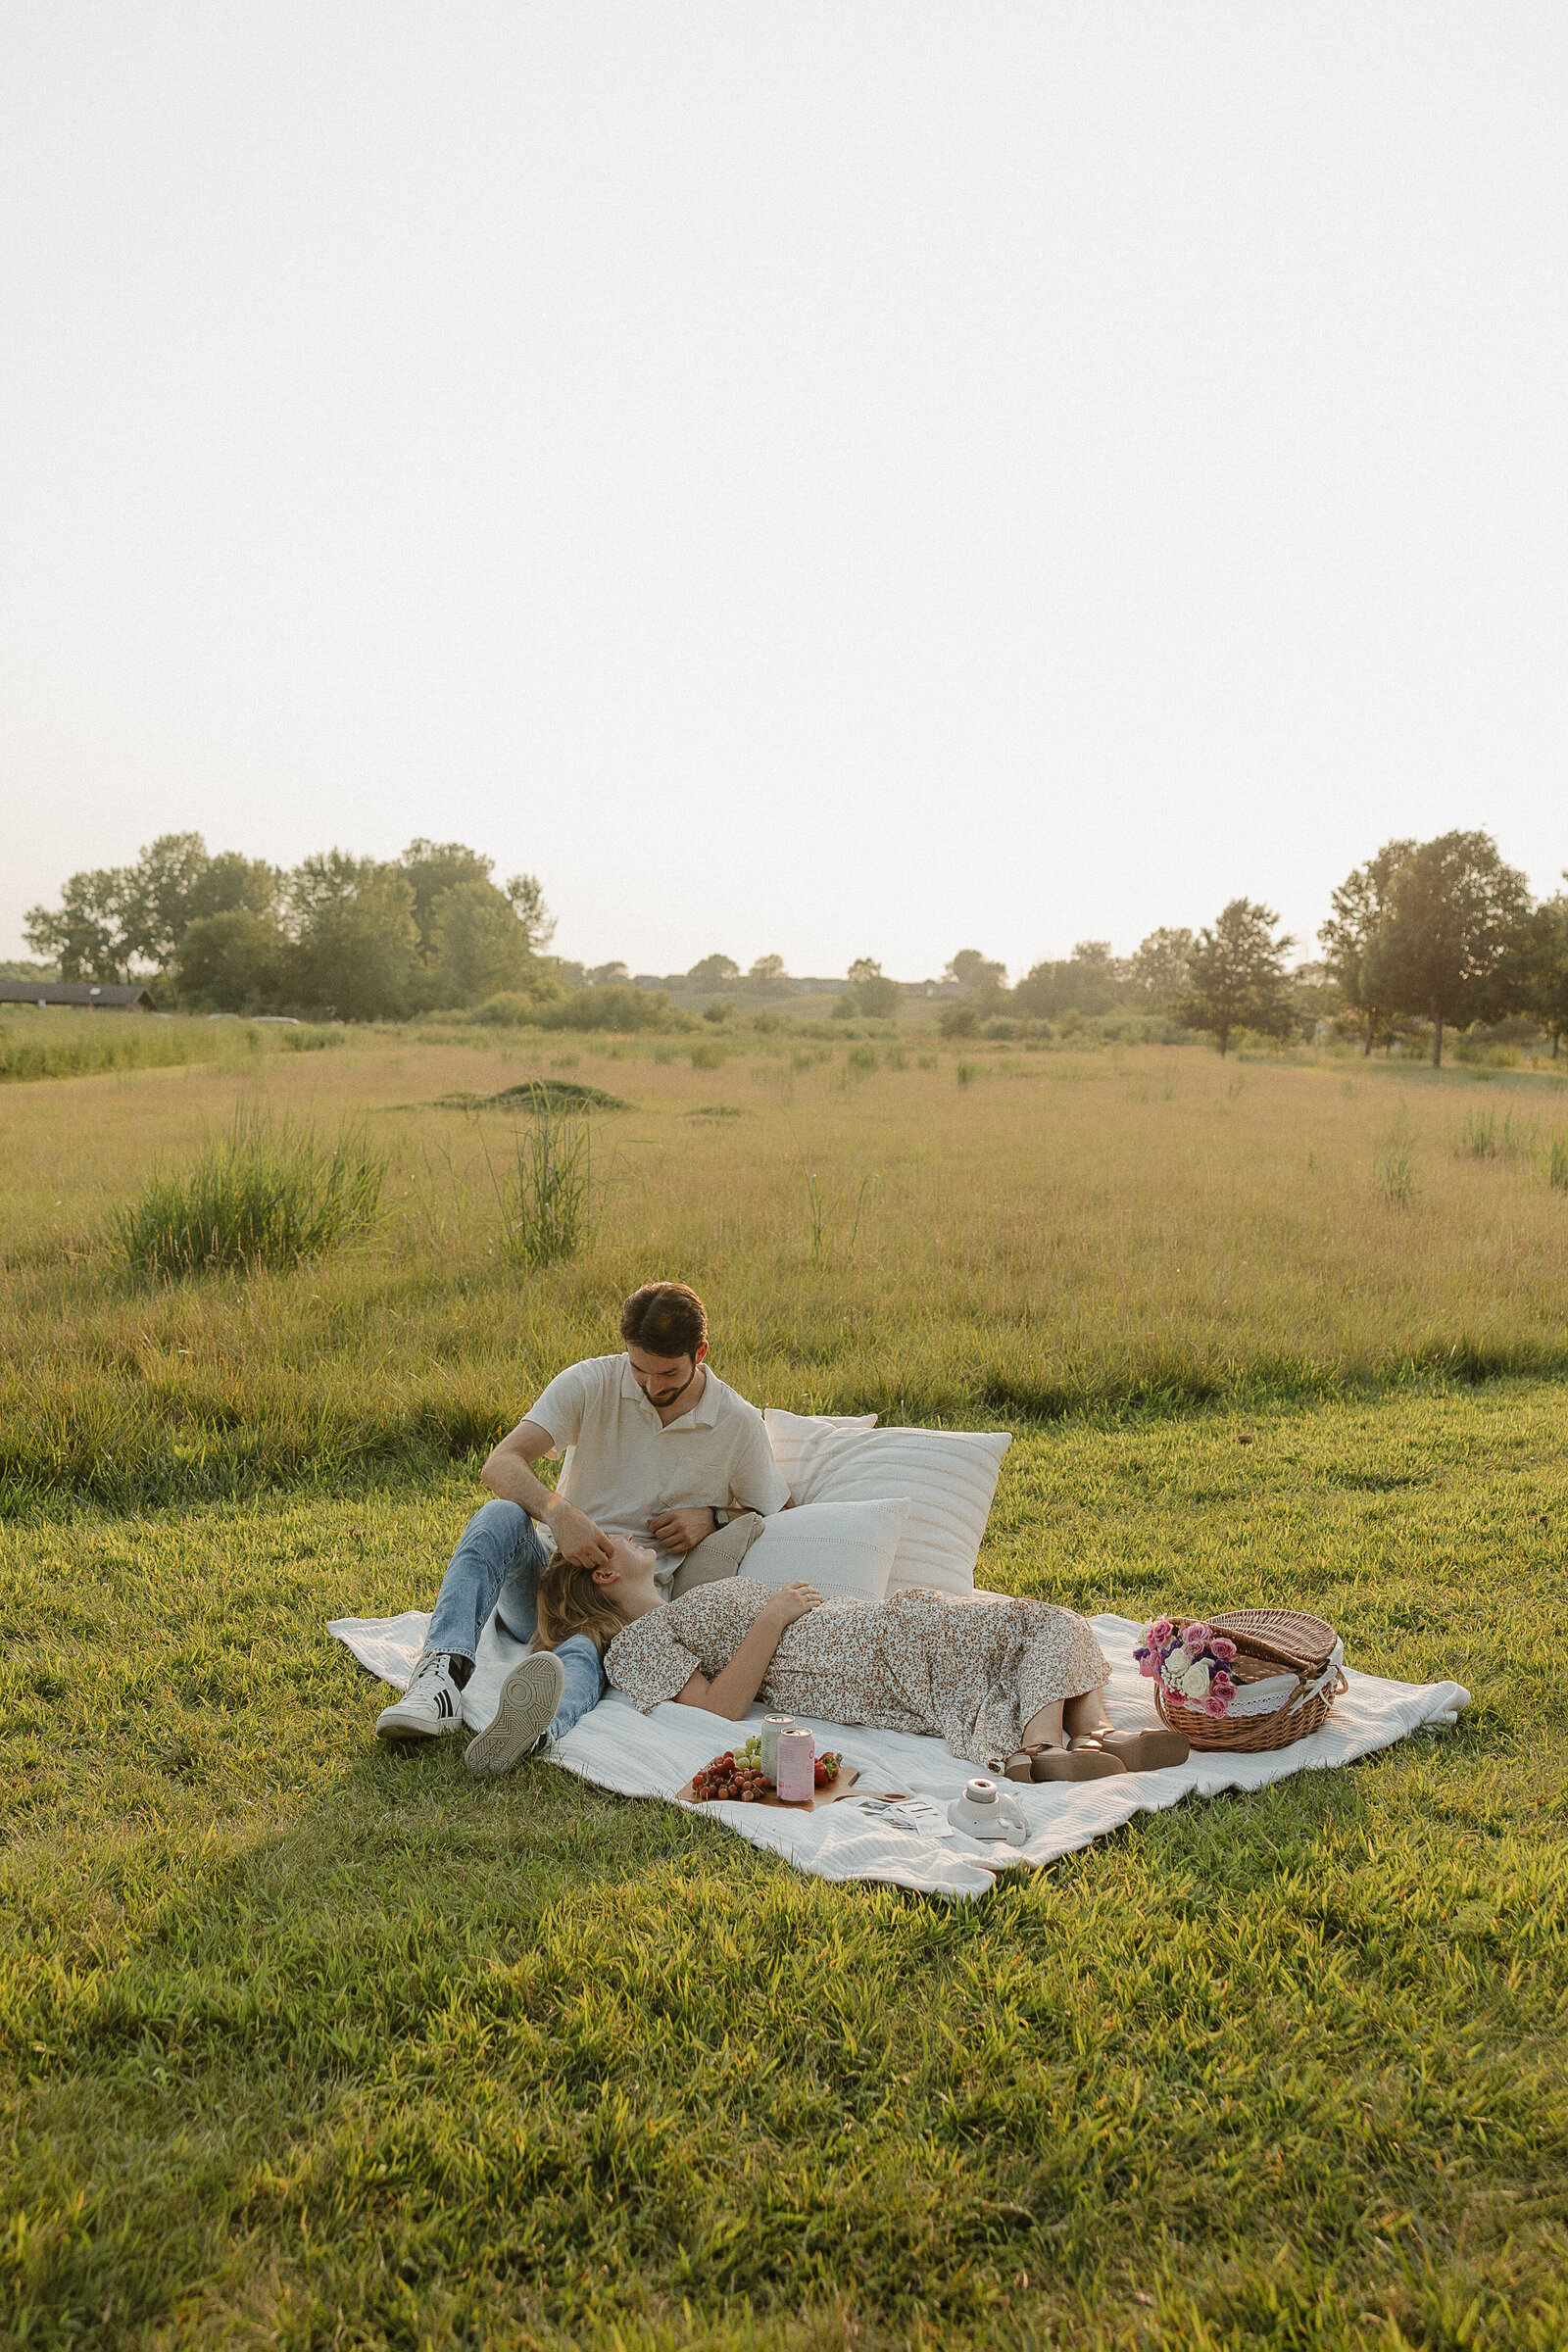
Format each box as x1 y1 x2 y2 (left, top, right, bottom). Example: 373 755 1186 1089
938 1004 979 1040
690 1040 726 1070
113 1110 384 1277
981 1017 1021 1041
702 1000 733 1024
845 1045 877 1076
538 986 669 1033
956 1060 978 1088
471 991 551 1026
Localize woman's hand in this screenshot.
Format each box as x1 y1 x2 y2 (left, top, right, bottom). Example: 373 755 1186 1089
762 1581 823 1628
674 1581 826 1718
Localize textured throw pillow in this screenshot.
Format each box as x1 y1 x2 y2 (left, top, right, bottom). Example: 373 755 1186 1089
742 1497 909 1603
762 1407 878 1492
766 1423 1012 1598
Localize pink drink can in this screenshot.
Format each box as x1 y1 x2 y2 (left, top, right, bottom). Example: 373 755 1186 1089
773 1728 815 1803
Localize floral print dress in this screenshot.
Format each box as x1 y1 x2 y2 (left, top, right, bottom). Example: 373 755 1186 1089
603 1578 1110 1768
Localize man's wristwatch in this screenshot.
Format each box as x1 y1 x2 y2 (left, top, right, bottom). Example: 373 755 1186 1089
711 1507 730 1529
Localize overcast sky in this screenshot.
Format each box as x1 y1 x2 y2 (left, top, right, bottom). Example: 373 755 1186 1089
3 4 1564 979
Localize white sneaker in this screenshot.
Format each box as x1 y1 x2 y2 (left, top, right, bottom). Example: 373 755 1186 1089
376 1651 466 1741
464 1651 566 1778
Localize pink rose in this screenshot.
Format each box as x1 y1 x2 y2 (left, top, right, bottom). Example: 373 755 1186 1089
1139 1656 1161 1679
1211 1670 1235 1692
1183 1622 1211 1654
1211 1638 1237 1662
1203 1693 1228 1718
1147 1618 1174 1645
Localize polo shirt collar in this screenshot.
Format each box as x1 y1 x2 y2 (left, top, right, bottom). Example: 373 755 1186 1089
619 1354 720 1428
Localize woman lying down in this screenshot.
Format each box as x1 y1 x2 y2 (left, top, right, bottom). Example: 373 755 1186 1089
535 1539 1189 1781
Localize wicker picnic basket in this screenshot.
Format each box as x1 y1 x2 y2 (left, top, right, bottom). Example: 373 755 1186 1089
1153 1608 1348 1753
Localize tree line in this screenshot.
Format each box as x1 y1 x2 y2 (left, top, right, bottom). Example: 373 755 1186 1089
21 825 1568 1064
934 831 1567 1066
24 836 556 1023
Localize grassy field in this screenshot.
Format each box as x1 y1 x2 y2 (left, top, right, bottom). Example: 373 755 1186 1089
6 1027 1568 1509
2 1027 1566 2348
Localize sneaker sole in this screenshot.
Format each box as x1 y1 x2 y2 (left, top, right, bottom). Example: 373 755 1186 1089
464 1654 566 1778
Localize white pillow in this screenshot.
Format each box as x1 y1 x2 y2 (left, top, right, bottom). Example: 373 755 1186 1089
743 1497 909 1603
768 1425 1012 1598
763 1407 878 1491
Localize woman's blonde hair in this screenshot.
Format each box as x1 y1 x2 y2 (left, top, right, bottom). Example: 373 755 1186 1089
531 1554 626 1655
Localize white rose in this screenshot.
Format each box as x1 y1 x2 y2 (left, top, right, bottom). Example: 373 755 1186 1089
1178 1659 1211 1701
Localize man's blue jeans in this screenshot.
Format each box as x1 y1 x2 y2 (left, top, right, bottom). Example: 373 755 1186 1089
425 1497 605 1743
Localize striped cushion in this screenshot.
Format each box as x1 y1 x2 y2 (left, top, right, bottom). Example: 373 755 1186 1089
763 1414 1010 1597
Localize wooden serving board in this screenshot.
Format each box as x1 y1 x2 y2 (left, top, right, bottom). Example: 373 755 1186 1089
676 1763 866 1812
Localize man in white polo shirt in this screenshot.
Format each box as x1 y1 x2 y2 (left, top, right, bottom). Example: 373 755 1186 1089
375 1281 789 1773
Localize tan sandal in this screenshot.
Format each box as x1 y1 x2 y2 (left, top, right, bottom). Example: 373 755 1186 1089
1004 1743 1127 1784
1071 1728 1190 1772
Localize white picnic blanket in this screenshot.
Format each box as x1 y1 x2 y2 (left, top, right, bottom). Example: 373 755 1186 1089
329 1601 1470 1903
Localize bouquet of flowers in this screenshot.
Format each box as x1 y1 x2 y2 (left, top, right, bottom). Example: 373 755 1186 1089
1135 1618 1239 1720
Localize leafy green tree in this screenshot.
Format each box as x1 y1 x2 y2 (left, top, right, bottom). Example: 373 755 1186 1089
286 854 420 1021
944 950 1006 992
1318 840 1417 1054
847 958 901 1018
427 880 548 1007
1176 901 1297 1055
25 833 278 980
1011 952 1116 1020
24 865 130 980
688 954 740 991
1361 830 1533 1067
504 873 555 953
1128 928 1194 1010
1525 887 1568 1057
119 834 275 966
173 910 293 1012
400 841 496 956
746 953 788 994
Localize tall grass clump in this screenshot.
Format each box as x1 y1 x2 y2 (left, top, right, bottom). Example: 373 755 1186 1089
112 1110 385 1277
498 1110 592 1266
1376 1145 1418 1207
1453 1106 1536 1160
1548 1132 1568 1191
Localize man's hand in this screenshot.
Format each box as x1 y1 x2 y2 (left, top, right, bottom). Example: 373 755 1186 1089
647 1506 717 1555
761 1581 823 1628
545 1498 614 1568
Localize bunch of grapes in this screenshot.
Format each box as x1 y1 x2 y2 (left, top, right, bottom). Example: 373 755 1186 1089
691 1750 774 1803
737 1735 763 1769
815 1750 843 1788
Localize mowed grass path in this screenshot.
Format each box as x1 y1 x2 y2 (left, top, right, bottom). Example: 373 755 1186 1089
6 1033 1568 1508
4 1385 1565 2349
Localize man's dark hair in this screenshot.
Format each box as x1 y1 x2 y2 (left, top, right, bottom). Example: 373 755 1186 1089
619 1281 708 1359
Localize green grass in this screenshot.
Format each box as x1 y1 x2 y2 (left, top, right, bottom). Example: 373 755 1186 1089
7 1034 1568 1513
3 1031 1567 2346
2 1385 1565 2349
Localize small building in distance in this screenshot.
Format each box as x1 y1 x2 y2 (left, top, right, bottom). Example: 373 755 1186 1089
0 981 157 1010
